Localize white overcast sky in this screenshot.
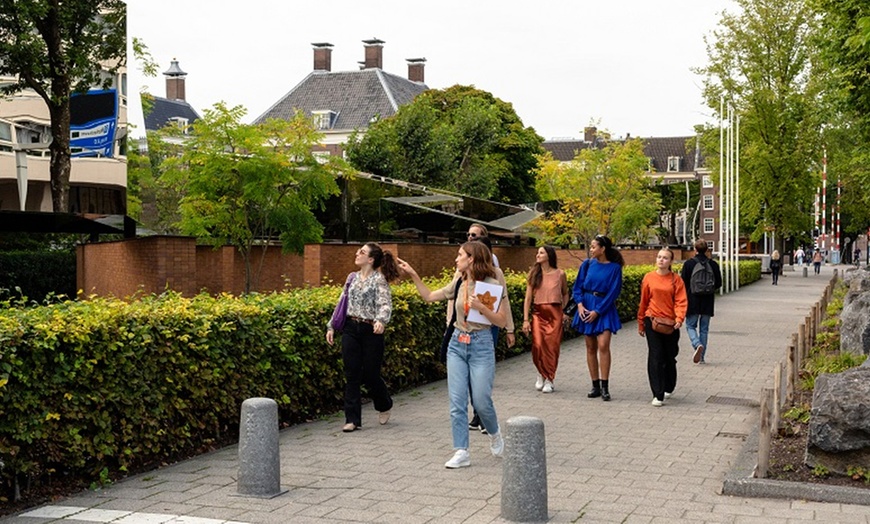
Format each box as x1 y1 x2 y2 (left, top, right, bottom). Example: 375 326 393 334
126 0 735 140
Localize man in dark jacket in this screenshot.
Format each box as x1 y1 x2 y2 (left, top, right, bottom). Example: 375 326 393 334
680 240 723 364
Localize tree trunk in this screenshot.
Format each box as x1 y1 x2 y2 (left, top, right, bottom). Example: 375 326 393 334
48 99 72 213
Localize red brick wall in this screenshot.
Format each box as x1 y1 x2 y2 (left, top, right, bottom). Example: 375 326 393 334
77 237 689 298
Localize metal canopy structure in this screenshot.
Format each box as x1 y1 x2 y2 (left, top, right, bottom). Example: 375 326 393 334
0 211 134 237
357 172 542 233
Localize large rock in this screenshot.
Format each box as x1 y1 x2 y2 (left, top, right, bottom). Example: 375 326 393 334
806 367 870 474
840 271 870 356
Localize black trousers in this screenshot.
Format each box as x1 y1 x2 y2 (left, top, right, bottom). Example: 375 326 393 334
644 317 680 401
341 319 393 426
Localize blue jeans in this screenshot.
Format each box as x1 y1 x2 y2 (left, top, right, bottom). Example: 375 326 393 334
447 329 499 450
685 314 710 361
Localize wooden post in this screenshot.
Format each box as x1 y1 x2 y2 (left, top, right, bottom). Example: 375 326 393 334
786 344 795 405
757 387 774 478
798 323 807 362
773 361 782 434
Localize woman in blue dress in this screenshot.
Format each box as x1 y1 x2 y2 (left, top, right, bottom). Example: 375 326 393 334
572 235 624 401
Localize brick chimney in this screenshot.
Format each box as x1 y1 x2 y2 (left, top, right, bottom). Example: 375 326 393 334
312 42 333 72
362 38 384 69
163 58 187 101
584 126 597 143
406 58 426 83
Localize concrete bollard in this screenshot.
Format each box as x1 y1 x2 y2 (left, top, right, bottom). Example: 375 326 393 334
501 416 548 522
803 266 808 278
237 398 287 498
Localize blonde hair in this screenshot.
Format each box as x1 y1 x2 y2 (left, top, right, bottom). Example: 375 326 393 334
772 250 780 260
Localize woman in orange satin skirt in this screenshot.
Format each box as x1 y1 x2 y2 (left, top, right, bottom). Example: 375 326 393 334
522 246 569 393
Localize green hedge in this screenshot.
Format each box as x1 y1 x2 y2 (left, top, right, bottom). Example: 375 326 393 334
0 259 760 492
0 250 76 302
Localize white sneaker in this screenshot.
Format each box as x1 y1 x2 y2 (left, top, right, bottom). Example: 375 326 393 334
445 449 471 468
542 380 554 394
490 432 504 457
664 392 672 399
651 398 664 407
535 375 544 391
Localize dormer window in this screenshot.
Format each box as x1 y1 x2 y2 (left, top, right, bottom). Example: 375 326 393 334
168 116 189 134
667 156 680 172
312 110 336 130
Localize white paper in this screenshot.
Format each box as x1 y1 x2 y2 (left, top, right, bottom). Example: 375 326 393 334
466 281 503 325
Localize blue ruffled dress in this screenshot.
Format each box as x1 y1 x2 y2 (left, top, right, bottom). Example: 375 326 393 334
571 258 623 335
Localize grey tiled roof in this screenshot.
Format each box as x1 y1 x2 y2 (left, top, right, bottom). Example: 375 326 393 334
542 136 705 172
144 96 200 132
540 140 592 161
253 69 428 129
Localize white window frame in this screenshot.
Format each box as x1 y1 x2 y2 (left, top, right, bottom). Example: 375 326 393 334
706 240 715 252
702 175 713 188
704 218 715 234
312 110 335 130
703 194 714 210
667 156 680 172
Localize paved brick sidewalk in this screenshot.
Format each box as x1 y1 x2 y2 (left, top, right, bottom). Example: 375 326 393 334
5 264 869 523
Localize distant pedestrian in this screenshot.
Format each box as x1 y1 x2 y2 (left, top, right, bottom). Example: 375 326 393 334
680 240 722 364
522 246 569 394
794 247 805 266
638 248 687 407
813 250 823 274
571 235 624 401
769 250 782 285
326 243 400 432
855 247 861 268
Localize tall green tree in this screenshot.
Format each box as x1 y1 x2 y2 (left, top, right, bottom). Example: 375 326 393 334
813 0 870 236
162 103 350 293
0 0 126 213
534 137 661 249
346 85 543 204
696 0 824 248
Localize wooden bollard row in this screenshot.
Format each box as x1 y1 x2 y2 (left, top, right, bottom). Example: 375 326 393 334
756 272 840 478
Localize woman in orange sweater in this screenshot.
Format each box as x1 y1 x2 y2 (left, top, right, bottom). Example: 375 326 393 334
637 248 688 407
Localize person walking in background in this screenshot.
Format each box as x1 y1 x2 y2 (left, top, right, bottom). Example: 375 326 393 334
326 243 400 433
397 242 508 469
572 235 624 401
813 249 824 275
466 223 499 267
522 246 569 394
769 250 782 285
638 248 687 407
854 247 861 268
794 247 805 266
680 240 722 365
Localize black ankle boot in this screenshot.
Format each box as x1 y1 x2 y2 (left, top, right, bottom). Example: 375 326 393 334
587 379 601 398
601 380 611 401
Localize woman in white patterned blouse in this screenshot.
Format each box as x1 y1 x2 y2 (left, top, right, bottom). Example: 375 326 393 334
326 243 400 432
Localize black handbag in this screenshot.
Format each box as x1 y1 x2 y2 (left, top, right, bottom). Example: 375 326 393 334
563 295 578 317
439 278 463 363
564 279 578 317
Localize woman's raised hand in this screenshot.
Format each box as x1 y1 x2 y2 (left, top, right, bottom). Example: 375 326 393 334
396 258 418 279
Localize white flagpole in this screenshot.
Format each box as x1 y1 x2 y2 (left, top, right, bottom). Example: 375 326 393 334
719 97 724 294
735 114 740 290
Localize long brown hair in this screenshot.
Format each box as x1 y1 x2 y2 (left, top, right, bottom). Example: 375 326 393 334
527 245 558 290
365 242 400 282
461 241 496 282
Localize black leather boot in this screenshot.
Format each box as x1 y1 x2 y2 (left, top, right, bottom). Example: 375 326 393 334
601 379 611 401
587 379 601 398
